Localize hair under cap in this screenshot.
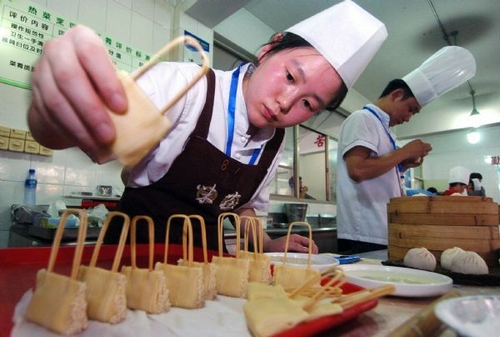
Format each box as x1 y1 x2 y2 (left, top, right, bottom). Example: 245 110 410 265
285 0 387 88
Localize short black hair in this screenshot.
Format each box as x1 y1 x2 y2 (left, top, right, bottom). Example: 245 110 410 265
426 187 438 194
379 79 415 100
470 172 483 180
261 32 348 111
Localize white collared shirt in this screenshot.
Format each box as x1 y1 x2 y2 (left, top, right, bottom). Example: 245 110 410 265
336 104 402 245
122 62 284 212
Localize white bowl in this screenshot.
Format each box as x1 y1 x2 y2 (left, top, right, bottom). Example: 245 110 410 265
341 264 453 297
265 252 339 271
435 295 500 337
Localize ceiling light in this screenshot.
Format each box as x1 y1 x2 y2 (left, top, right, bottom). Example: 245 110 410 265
467 129 480 144
469 88 482 128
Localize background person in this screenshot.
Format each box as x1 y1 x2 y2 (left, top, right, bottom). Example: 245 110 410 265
468 172 486 196
336 46 476 254
289 176 315 199
444 166 471 196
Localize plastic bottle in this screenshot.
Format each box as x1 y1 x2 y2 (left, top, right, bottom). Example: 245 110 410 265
23 169 37 205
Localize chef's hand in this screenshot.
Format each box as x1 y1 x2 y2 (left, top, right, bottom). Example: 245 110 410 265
28 25 127 163
401 156 424 171
264 234 319 254
401 139 432 159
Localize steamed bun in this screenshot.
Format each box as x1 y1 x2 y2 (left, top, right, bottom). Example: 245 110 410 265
440 247 465 270
404 247 436 271
450 251 489 275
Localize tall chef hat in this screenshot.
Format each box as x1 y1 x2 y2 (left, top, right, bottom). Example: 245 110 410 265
285 0 387 88
448 166 471 185
403 46 476 107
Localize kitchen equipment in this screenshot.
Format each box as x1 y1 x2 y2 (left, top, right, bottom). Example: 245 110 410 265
387 196 500 267
284 203 308 223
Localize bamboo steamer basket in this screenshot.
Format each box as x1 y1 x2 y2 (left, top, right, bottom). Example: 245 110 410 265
387 196 500 267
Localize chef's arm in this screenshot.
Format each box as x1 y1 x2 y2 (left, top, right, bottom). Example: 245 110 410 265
236 208 318 254
345 139 432 182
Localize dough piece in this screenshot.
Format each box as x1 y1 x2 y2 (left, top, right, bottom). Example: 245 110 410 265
243 297 309 337
212 256 250 298
247 282 288 301
121 266 170 314
273 265 321 290
450 251 489 275
303 298 343 321
154 262 204 309
240 251 272 285
25 270 88 335
78 266 127 323
440 247 465 270
403 247 436 271
178 259 217 300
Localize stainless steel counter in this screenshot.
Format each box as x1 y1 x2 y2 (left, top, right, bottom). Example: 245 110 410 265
224 226 338 254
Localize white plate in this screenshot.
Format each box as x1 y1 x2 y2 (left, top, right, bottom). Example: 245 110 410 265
340 264 452 297
435 296 500 337
265 253 339 271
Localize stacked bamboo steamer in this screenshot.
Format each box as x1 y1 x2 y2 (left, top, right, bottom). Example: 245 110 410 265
387 196 500 267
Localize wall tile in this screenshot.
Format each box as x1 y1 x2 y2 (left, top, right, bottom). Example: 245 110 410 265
152 22 171 52
154 0 173 26
131 12 154 51
105 0 131 41
46 0 79 19
77 0 107 31
114 0 133 10
132 0 155 21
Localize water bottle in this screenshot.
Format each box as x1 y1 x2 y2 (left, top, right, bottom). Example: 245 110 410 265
23 169 37 205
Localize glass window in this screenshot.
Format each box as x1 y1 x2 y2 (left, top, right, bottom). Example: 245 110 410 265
270 126 338 202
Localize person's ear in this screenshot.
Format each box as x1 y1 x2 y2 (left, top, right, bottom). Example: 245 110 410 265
390 88 405 102
257 33 284 63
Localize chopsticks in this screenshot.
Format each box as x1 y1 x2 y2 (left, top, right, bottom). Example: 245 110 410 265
287 266 395 311
335 284 396 309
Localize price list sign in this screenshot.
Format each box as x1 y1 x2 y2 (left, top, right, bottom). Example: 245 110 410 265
0 0 151 89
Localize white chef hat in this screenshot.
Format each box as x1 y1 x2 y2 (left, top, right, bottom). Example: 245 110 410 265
471 178 482 191
448 166 471 185
285 0 387 88
403 46 476 107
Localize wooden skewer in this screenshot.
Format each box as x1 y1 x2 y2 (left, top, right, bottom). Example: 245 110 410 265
337 284 396 309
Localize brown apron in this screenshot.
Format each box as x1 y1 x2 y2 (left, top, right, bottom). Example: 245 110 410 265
105 69 284 252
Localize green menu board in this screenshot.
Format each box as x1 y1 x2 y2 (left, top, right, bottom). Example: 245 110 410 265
0 0 151 89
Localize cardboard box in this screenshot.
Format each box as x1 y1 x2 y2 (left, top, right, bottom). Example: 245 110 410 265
10 129 26 140
0 136 8 150
8 138 25 152
24 140 40 154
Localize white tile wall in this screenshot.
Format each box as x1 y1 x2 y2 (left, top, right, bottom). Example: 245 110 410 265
0 0 176 247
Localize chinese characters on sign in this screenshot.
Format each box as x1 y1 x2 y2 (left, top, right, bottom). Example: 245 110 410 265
314 134 325 148
0 0 150 89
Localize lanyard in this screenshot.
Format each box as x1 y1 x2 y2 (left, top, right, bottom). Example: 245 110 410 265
225 66 262 165
363 105 403 174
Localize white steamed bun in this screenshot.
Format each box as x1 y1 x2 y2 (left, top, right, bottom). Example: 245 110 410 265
440 247 465 270
450 251 489 275
403 247 436 271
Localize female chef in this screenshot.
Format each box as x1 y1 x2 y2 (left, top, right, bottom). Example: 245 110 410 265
27 1 387 253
